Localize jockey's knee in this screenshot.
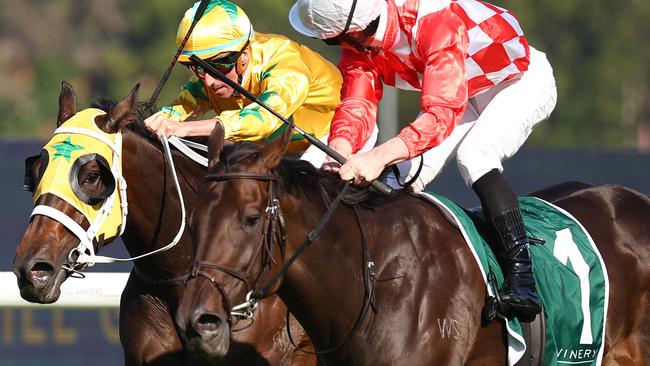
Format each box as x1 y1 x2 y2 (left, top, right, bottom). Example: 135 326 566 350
456 147 504 188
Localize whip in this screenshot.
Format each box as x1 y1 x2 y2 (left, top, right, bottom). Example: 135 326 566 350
189 54 393 195
145 0 211 109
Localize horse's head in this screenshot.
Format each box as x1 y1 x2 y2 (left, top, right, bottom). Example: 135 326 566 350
176 124 291 359
13 81 139 303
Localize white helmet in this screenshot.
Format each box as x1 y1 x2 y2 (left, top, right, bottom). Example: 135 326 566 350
289 0 382 40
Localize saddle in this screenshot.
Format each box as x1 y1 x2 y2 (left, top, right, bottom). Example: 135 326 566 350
419 193 608 366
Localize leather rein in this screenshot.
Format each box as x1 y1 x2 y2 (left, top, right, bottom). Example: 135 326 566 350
190 170 378 354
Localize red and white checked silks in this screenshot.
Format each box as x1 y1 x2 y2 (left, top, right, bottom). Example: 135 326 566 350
330 0 531 158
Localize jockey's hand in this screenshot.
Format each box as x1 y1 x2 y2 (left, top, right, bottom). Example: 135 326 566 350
322 138 353 172
338 150 386 186
144 111 188 140
338 137 411 186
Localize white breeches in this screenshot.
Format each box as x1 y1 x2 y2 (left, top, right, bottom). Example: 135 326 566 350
299 123 379 168
394 46 557 191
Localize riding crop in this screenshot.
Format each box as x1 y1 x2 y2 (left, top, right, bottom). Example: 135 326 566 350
145 0 211 109
189 54 393 196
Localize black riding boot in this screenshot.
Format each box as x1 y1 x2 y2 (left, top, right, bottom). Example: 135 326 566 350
473 169 542 321
490 209 542 320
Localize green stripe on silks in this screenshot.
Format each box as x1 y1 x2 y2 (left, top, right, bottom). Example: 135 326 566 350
258 90 278 104
419 193 608 366
189 0 238 23
264 118 306 142
160 106 184 119
239 91 280 123
260 63 278 82
239 104 264 122
183 79 209 101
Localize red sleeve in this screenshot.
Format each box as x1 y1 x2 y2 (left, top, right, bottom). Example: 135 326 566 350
328 48 383 153
397 9 469 158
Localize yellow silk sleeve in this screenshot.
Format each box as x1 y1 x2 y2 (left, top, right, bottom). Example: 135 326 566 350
219 51 310 141
160 76 212 121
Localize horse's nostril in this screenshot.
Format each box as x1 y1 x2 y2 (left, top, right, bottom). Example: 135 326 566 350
30 262 54 280
196 313 223 332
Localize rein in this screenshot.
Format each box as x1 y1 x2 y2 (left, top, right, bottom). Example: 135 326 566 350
191 172 378 354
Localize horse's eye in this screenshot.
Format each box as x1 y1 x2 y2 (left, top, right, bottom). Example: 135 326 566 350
84 171 101 185
244 214 261 228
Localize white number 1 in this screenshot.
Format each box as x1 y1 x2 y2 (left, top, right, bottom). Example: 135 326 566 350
552 228 593 344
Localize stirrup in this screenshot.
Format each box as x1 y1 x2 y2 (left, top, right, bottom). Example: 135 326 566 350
527 236 546 245
483 271 508 323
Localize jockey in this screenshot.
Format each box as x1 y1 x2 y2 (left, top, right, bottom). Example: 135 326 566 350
289 0 557 320
145 0 377 166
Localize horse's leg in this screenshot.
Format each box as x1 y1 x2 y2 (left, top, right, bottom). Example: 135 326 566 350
287 316 317 366
120 279 186 366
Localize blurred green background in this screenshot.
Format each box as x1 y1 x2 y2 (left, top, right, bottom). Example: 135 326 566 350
0 0 648 150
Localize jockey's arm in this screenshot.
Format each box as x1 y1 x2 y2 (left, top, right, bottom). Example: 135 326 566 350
397 10 469 158
327 48 383 162
217 51 311 142
145 76 213 139
338 11 469 183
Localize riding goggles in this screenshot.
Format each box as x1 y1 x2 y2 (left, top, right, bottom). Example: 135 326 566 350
184 38 251 77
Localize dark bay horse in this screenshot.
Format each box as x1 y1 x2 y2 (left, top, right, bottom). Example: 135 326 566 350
177 124 650 365
12 82 314 366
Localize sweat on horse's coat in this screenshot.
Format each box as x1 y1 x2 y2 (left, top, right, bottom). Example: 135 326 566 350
178 123 650 365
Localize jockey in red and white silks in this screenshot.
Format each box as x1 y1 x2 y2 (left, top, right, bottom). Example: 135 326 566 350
293 0 556 188
290 0 556 322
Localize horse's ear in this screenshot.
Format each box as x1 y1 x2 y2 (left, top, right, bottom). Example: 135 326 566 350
207 122 225 169
97 84 140 134
57 81 77 126
260 126 291 168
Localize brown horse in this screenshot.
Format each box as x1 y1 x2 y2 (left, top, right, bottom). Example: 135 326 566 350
177 124 650 365
12 82 314 366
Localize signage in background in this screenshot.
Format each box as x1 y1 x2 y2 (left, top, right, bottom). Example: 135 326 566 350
1 308 121 366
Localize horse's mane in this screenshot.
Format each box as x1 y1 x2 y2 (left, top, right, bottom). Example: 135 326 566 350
220 141 411 207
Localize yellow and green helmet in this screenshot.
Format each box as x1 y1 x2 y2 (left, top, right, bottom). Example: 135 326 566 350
177 0 254 63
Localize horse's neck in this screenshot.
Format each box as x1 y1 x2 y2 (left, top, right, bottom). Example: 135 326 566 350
278 195 369 351
120 131 203 273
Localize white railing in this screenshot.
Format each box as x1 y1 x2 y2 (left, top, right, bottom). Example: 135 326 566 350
0 272 128 308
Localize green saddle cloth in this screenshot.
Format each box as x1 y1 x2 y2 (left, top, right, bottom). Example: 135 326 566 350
419 193 609 366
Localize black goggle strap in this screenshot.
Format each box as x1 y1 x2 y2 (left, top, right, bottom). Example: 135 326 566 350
342 0 358 35
322 0 358 44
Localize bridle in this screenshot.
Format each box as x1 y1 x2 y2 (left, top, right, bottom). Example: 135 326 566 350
189 169 379 354
190 171 287 325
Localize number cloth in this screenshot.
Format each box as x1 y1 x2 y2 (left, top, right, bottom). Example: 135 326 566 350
421 193 608 366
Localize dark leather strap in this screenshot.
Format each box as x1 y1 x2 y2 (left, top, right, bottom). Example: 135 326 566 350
205 172 275 182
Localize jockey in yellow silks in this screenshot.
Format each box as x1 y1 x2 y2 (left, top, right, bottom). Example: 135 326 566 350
145 0 377 165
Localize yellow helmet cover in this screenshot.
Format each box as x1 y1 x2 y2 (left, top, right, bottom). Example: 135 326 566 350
178 0 253 62
33 108 124 242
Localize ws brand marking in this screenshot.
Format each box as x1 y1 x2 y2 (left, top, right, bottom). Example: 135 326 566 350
437 318 460 340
